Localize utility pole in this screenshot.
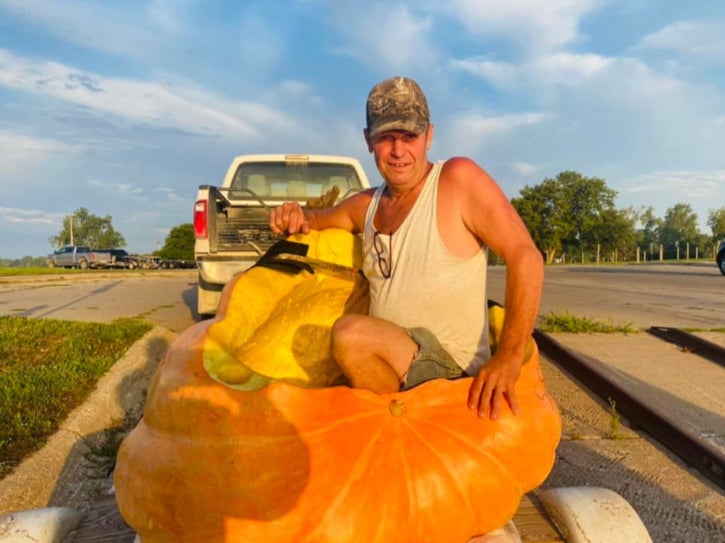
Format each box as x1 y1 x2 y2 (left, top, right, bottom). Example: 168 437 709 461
69 215 74 246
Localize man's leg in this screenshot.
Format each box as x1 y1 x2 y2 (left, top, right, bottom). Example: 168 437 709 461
331 314 418 393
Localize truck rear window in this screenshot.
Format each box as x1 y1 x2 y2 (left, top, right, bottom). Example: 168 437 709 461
228 161 363 200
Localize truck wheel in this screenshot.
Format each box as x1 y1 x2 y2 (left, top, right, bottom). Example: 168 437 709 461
128 261 137 270
78 259 89 270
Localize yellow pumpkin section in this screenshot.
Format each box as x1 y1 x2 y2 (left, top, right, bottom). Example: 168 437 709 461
488 303 536 361
203 229 369 390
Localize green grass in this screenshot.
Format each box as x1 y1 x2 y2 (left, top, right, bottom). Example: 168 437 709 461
0 316 152 479
540 310 639 334
0 267 88 277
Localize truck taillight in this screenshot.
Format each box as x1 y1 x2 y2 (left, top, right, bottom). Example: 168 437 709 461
194 200 208 239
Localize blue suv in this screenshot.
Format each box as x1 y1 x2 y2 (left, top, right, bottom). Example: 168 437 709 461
718 241 725 275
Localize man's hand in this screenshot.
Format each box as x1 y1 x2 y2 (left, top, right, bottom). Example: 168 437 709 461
467 353 522 420
269 202 311 235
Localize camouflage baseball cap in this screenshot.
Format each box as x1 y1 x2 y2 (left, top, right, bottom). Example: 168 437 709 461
365 76 430 139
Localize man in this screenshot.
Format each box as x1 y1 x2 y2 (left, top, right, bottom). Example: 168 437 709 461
270 76 543 422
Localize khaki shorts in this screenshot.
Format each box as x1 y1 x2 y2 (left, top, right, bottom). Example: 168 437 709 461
401 327 465 390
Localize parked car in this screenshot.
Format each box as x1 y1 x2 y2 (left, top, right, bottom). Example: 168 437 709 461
91 248 134 269
47 246 140 270
159 259 197 269
717 241 725 276
138 255 162 269
47 245 92 269
118 254 140 269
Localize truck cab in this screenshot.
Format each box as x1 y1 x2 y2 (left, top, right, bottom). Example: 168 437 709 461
193 154 371 316
47 245 92 269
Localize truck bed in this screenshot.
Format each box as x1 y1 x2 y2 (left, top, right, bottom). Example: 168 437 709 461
212 205 279 254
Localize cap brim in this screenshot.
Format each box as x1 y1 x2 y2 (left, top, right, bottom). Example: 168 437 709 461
368 117 428 139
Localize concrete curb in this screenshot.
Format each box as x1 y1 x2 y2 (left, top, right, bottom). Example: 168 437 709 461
0 326 176 515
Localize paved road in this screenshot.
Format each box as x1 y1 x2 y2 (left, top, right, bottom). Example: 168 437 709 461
1 262 722 332
0 270 200 333
488 262 724 329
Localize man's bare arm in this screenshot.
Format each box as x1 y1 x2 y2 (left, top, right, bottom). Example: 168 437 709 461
269 190 373 235
446 158 544 419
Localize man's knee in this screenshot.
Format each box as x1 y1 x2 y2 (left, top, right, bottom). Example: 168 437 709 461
332 314 360 341
331 314 365 358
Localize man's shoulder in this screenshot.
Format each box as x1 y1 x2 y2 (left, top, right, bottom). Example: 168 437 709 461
441 156 475 168
440 157 493 185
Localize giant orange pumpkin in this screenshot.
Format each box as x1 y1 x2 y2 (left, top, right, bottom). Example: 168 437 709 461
114 229 561 543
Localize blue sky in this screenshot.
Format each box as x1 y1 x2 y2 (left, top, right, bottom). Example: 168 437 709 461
1 0 724 259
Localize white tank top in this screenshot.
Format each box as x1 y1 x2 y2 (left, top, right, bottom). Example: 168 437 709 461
362 161 491 374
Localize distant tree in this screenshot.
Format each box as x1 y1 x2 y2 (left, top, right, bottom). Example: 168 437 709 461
633 206 663 250
512 177 568 263
49 207 126 249
560 171 619 251
0 256 46 268
707 208 725 242
157 223 194 261
658 203 701 251
512 171 625 263
594 207 638 261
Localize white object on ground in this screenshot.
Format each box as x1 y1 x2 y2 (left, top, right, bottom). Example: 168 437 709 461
0 507 83 543
539 487 652 543
467 520 522 543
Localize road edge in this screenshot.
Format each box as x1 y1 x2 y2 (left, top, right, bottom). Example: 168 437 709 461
0 326 176 515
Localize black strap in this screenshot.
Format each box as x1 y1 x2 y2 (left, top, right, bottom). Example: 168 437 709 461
253 239 313 275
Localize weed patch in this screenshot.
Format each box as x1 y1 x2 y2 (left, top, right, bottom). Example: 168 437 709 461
540 311 638 334
0 316 151 479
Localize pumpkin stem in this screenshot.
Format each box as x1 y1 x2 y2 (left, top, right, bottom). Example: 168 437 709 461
389 399 406 417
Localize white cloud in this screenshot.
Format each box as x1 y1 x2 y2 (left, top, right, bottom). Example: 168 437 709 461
452 112 552 139
147 0 200 34
444 112 552 156
0 129 83 175
535 53 614 85
449 58 518 88
0 49 301 140
638 21 725 63
453 49 717 130
433 0 601 55
0 0 158 59
624 170 725 200
452 52 614 89
327 3 437 73
0 206 64 226
87 179 145 197
511 162 541 176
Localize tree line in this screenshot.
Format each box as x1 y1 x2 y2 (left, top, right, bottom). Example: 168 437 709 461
0 209 194 268
48 207 194 260
511 171 725 264
4 173 724 268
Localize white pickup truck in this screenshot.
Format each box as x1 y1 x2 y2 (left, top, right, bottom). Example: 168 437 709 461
193 154 372 316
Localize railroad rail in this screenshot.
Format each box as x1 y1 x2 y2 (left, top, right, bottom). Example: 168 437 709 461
645 326 725 368
533 328 725 491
